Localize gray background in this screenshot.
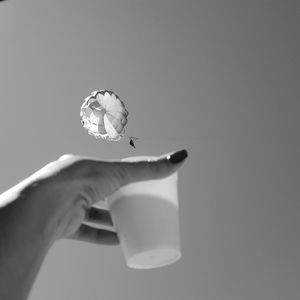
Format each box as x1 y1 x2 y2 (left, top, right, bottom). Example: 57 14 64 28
1 0 299 299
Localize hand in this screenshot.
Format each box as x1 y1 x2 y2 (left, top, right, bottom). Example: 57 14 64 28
0 150 188 300
0 149 188 247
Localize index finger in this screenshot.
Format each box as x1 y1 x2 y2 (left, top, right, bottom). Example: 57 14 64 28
67 149 187 189
108 149 188 187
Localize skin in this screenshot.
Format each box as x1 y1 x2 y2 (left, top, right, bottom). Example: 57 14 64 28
0 151 187 300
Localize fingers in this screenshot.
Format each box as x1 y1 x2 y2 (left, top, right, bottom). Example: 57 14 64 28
57 149 188 202
84 206 114 227
80 148 187 183
107 149 188 187
67 224 119 245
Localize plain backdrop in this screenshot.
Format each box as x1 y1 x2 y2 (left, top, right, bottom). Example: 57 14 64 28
0 0 299 299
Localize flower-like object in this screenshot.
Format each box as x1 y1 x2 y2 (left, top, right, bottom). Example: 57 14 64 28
80 89 128 141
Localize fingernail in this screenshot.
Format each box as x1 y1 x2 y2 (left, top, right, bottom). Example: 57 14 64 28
168 149 188 164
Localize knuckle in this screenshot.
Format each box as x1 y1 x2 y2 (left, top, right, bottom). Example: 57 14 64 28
58 154 77 161
64 160 98 180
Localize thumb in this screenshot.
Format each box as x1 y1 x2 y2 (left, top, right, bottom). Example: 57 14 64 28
107 149 188 188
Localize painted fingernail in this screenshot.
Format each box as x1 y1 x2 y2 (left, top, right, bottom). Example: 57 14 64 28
168 149 188 164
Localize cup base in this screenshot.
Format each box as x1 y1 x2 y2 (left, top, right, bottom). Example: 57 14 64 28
126 248 181 269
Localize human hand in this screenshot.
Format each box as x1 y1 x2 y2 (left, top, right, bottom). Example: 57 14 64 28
0 150 188 247
0 150 188 299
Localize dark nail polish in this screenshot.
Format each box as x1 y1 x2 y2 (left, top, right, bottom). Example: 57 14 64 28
168 149 188 164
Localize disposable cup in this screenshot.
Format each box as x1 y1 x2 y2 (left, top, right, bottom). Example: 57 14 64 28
106 156 181 269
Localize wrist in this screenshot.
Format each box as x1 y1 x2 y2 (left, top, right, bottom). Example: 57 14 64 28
0 213 51 300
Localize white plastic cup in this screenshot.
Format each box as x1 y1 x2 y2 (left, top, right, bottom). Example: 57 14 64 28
106 156 181 269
